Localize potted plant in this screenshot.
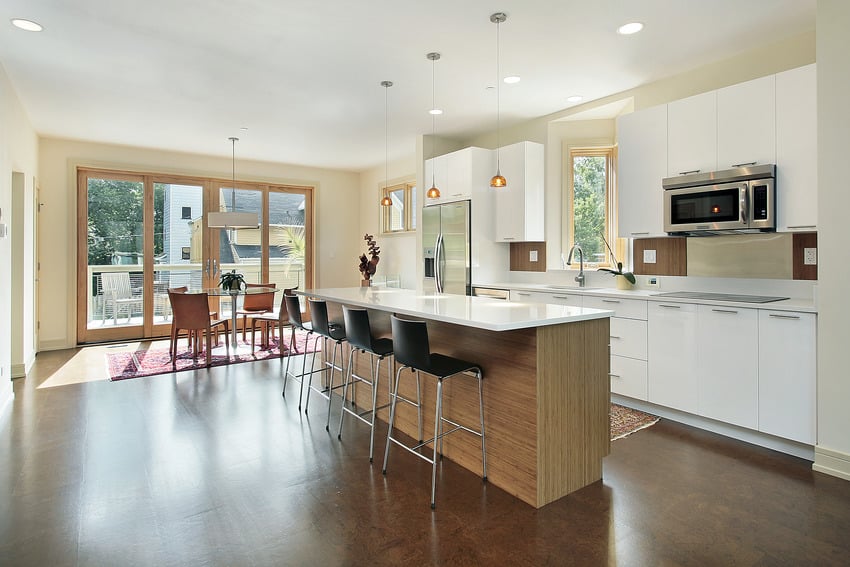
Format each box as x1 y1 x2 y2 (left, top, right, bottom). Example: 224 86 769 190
358 234 380 286
219 269 246 293
597 233 636 289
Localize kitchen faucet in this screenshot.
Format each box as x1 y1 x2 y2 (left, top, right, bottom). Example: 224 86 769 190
566 244 585 287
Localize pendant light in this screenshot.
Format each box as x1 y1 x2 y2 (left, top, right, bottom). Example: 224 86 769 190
426 52 442 200
208 137 259 228
489 12 507 188
380 80 394 207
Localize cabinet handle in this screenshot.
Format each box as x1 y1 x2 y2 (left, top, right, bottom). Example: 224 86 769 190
517 292 530 296
552 295 573 300
602 299 621 304
786 225 817 230
731 161 757 168
503 237 515 240
608 373 621 379
712 309 738 314
659 304 681 309
769 314 801 320
610 335 621 340
678 169 701 175
630 232 650 236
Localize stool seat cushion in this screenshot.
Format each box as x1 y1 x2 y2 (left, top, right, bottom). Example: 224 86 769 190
325 323 345 341
423 353 482 380
369 337 393 357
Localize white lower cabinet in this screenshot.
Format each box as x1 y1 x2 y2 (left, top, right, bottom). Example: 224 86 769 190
648 302 698 414
582 296 648 400
509 289 582 307
610 355 648 400
758 310 816 444
696 305 759 430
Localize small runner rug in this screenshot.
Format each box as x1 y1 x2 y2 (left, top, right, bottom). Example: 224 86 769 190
611 403 660 440
107 330 318 381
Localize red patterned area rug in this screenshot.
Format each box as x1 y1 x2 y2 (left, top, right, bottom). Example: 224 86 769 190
107 330 319 381
611 403 660 440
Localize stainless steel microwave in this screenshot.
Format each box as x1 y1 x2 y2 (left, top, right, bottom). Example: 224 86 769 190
662 164 776 235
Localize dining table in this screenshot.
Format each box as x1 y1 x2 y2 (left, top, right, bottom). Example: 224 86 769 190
188 286 281 353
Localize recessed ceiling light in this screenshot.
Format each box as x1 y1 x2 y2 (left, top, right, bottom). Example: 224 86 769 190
567 95 583 103
429 108 443 115
617 22 644 35
11 18 43 32
503 76 521 84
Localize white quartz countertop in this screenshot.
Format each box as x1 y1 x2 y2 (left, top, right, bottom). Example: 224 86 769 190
474 282 817 313
298 287 613 332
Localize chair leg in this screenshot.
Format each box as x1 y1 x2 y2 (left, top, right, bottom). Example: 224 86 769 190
325 340 343 431
478 370 487 481
337 348 357 440
368 355 381 462
382 366 405 475
431 379 443 509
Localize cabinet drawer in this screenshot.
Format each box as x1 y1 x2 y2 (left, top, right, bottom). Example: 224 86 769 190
610 355 648 400
609 318 647 360
583 296 647 320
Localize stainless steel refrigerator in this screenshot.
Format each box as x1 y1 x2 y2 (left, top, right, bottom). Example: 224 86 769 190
422 201 471 295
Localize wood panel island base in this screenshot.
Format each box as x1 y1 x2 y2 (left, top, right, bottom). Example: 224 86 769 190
299 288 612 508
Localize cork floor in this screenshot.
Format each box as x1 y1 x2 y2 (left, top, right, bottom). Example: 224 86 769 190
2 345 850 566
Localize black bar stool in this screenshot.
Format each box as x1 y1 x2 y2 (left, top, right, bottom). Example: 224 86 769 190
382 315 487 509
304 298 347 430
337 306 396 462
282 294 313 407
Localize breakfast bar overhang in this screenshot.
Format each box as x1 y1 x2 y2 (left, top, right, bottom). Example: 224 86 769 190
298 287 613 508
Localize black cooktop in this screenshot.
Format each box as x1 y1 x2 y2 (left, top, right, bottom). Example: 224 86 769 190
651 291 789 303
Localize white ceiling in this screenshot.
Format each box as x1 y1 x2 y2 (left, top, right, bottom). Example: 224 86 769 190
0 0 815 172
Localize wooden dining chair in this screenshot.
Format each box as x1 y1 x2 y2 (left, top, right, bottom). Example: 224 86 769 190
236 283 276 341
167 286 221 358
168 290 230 367
249 287 298 354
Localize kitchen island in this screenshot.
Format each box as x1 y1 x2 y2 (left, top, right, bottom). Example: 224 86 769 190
298 287 613 508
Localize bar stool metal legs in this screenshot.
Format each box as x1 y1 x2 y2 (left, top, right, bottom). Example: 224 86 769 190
381 315 486 509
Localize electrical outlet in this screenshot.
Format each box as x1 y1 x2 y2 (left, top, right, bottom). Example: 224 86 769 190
529 250 538 262
643 249 657 264
646 276 659 288
804 248 817 266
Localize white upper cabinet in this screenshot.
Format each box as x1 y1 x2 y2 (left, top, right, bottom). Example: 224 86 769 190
494 141 544 242
424 147 493 205
667 91 717 176
716 74 776 169
776 63 818 231
617 104 668 237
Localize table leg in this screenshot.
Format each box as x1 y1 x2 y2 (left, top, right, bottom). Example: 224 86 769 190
230 293 239 350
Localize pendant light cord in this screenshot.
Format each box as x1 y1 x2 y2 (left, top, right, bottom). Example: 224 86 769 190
431 54 437 186
229 136 238 212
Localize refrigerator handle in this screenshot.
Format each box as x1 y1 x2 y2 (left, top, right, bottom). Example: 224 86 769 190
435 233 444 293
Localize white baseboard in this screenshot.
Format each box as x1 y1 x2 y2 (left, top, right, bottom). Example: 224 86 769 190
813 447 850 481
38 339 74 352
11 353 35 379
0 380 14 423
612 394 815 461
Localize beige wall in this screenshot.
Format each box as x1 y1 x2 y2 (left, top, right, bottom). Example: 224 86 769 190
814 0 850 479
0 61 39 408
358 153 418 289
37 138 361 350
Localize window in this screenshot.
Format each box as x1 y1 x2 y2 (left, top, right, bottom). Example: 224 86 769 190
381 181 416 233
566 146 618 267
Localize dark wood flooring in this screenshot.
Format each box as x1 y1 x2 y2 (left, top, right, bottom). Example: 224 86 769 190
2 346 850 566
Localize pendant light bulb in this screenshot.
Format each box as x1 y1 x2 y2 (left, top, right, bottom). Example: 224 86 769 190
490 12 507 188
380 80 394 207
427 52 441 199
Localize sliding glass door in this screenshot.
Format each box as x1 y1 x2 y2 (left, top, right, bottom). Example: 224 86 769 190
77 168 313 344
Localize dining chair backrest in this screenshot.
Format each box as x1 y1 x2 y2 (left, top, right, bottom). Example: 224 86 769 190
102 272 135 299
284 294 305 330
242 283 276 312
342 306 375 352
168 291 212 329
276 287 297 323
168 286 188 294
390 316 432 370
308 299 331 336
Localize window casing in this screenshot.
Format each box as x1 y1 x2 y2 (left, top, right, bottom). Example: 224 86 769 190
566 146 619 268
381 181 417 233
